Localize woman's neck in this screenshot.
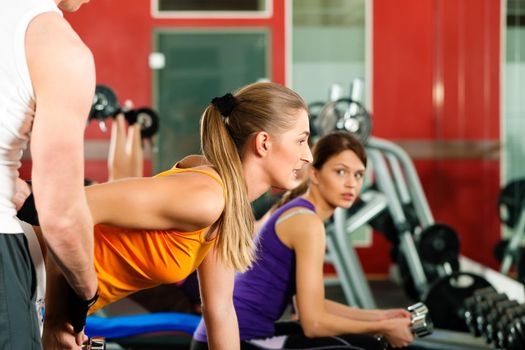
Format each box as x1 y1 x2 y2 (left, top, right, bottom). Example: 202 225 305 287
302 189 336 222
242 159 272 202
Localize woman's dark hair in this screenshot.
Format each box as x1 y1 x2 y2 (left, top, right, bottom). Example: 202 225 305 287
272 131 367 209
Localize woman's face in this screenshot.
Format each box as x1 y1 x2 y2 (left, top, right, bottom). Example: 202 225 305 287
312 150 366 209
266 108 313 190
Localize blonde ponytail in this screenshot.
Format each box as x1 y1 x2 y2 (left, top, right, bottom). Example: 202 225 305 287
200 82 307 271
200 107 254 272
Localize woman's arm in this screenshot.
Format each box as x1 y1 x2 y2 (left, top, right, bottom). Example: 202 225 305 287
126 120 143 178
198 246 239 350
107 113 128 181
107 112 143 181
86 169 224 232
323 300 411 321
280 213 413 346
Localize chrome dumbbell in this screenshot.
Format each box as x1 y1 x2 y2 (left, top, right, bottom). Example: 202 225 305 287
408 302 433 338
81 336 105 350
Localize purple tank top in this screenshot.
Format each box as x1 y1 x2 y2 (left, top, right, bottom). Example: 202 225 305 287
193 197 315 341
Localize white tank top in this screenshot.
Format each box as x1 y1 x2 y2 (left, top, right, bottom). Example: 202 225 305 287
0 0 61 233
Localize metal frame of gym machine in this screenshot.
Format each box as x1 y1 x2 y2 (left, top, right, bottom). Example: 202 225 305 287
322 79 454 309
500 207 525 276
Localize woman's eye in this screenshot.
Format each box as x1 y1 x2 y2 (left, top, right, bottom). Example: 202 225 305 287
355 172 364 180
337 169 346 176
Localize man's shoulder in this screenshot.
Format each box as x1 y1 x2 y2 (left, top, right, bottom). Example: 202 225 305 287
28 12 86 49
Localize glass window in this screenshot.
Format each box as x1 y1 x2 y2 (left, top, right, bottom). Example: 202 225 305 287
153 30 269 172
291 0 370 247
292 0 368 105
503 0 525 182
156 0 267 13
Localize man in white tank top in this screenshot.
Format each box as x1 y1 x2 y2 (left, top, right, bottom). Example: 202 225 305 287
0 0 98 348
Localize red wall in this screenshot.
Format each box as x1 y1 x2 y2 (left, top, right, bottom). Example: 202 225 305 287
366 0 501 272
20 0 287 183
66 0 287 122
20 0 503 274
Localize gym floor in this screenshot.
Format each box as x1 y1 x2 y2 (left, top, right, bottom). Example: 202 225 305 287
103 277 491 350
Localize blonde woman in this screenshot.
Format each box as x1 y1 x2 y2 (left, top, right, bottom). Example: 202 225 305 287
19 82 313 349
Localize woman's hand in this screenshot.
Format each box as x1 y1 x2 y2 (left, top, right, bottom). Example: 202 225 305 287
43 254 88 349
12 177 31 211
380 308 411 320
381 317 414 348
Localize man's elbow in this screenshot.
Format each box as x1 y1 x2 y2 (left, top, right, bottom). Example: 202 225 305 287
39 215 83 245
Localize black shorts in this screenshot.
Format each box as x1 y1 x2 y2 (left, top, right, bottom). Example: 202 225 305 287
191 321 387 350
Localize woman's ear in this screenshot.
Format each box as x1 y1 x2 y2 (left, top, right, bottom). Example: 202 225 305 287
309 166 320 185
253 131 271 157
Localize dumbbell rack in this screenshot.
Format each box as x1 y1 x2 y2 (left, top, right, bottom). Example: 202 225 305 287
464 286 525 350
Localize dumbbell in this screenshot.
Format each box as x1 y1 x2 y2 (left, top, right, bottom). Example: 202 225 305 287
498 179 525 229
122 107 159 139
473 293 509 337
375 302 433 348
464 287 499 336
496 307 525 349
408 302 433 338
483 299 520 343
89 85 159 139
89 85 119 130
472 293 510 336
504 316 525 350
81 336 105 350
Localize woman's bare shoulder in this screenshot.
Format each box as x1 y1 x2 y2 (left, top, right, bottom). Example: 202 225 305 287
275 207 323 248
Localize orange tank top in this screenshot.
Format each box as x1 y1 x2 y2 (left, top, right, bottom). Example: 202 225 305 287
90 167 224 313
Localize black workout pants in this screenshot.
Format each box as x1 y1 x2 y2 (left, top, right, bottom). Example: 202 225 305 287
0 233 41 349
190 321 387 350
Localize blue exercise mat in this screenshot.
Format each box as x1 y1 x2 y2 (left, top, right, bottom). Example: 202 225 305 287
85 312 201 339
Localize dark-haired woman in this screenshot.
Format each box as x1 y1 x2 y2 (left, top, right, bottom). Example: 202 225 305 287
191 131 414 350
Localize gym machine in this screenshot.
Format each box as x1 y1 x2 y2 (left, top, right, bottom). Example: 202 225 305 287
494 179 525 282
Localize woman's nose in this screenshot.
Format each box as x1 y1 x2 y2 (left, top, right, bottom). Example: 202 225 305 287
302 146 313 164
346 175 357 187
